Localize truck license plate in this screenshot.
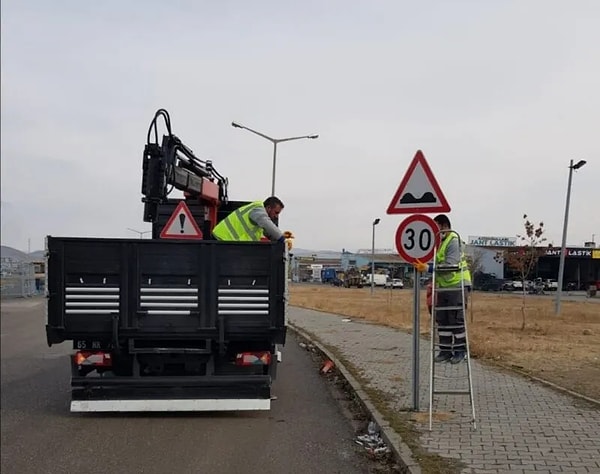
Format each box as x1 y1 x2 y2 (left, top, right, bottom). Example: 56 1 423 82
73 339 111 350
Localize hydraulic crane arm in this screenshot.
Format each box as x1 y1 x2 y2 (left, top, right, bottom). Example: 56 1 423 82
141 109 229 224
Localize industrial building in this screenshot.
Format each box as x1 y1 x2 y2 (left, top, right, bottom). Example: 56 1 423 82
290 237 600 291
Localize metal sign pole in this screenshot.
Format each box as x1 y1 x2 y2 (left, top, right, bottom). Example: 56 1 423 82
412 267 420 411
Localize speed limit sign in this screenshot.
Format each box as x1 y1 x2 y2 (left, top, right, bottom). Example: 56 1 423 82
395 214 441 264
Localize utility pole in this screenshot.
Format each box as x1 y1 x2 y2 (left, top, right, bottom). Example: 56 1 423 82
371 218 380 295
555 159 587 315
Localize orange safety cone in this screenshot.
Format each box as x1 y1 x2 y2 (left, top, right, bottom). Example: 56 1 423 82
320 359 335 374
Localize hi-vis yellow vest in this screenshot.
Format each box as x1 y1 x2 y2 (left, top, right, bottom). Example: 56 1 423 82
436 232 472 287
212 201 264 241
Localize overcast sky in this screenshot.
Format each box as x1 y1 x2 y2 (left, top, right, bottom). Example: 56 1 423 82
1 1 598 253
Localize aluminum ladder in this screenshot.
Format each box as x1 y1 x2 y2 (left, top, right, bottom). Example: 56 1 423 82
428 230 477 430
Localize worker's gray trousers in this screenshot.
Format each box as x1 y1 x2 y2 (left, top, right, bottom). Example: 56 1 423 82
436 290 466 354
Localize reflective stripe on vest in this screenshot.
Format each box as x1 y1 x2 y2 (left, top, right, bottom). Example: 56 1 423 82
213 201 264 241
436 232 471 287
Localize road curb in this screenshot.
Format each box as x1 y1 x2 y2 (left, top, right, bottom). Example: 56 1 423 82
288 323 422 474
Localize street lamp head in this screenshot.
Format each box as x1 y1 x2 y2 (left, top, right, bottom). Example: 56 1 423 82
373 218 381 226
308 134 319 139
231 121 242 129
572 160 587 170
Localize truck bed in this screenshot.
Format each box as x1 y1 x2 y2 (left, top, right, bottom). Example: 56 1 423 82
46 237 287 347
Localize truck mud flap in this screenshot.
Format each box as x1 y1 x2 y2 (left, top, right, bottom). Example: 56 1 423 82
70 375 272 412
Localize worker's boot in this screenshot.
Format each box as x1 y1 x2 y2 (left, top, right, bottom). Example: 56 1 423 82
435 332 453 362
451 333 467 364
434 351 452 363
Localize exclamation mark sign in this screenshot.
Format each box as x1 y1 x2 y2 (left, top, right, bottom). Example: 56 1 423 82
179 213 186 233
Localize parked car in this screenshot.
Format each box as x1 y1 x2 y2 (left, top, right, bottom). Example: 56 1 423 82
473 272 503 292
384 278 404 289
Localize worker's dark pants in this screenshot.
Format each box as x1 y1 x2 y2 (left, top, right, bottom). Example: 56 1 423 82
436 290 466 354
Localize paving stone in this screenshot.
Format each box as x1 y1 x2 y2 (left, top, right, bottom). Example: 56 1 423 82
289 307 600 473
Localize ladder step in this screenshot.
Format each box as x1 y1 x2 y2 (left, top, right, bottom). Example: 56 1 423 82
435 324 465 330
433 306 464 311
433 389 471 395
435 265 460 271
434 375 469 380
434 287 464 293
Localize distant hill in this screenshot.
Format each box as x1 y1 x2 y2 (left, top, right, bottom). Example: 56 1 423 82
0 245 45 261
1 244 339 261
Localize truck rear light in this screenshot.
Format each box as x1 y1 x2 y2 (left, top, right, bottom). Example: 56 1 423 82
235 351 271 366
74 351 112 367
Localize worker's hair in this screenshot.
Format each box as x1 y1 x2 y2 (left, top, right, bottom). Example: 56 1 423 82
264 196 284 208
433 214 451 229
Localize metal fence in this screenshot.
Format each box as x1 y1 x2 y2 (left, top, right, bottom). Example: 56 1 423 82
0 260 38 299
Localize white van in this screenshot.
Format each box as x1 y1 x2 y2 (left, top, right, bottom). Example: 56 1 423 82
365 274 389 286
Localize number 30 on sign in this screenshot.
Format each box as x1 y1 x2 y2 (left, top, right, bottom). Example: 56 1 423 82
395 214 441 264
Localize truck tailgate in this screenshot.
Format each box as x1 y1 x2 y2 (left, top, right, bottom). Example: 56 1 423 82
46 237 287 345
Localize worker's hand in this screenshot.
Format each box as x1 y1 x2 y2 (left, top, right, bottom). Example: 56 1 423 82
283 230 294 239
413 258 429 273
285 238 293 251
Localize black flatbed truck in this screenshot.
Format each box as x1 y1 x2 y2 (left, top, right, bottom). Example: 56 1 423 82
45 110 288 412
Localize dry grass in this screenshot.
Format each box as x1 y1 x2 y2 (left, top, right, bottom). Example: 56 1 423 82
289 284 600 401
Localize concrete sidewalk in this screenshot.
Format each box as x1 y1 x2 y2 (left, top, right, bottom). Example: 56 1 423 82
288 307 600 474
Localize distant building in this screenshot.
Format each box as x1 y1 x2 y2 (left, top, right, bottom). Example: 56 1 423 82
341 251 410 277
466 239 600 290
0 246 45 298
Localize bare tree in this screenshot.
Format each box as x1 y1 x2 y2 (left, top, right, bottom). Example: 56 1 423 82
494 214 547 330
464 247 485 324
465 247 485 277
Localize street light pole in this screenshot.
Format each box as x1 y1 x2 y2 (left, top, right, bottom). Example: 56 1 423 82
371 218 380 295
555 159 587 315
127 228 151 239
231 121 318 196
271 141 278 197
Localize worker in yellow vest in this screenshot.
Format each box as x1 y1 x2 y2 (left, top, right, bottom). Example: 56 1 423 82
213 196 293 250
415 214 471 364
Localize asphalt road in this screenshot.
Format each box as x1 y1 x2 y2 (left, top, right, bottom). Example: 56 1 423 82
1 298 374 474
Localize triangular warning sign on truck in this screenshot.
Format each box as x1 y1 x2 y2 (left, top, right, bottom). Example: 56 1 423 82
386 150 451 215
160 201 203 240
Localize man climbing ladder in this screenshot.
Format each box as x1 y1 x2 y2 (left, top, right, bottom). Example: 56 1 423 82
415 214 477 430
416 214 472 363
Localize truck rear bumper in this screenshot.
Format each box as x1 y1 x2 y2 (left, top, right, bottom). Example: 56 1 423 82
71 374 272 412
71 398 270 412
